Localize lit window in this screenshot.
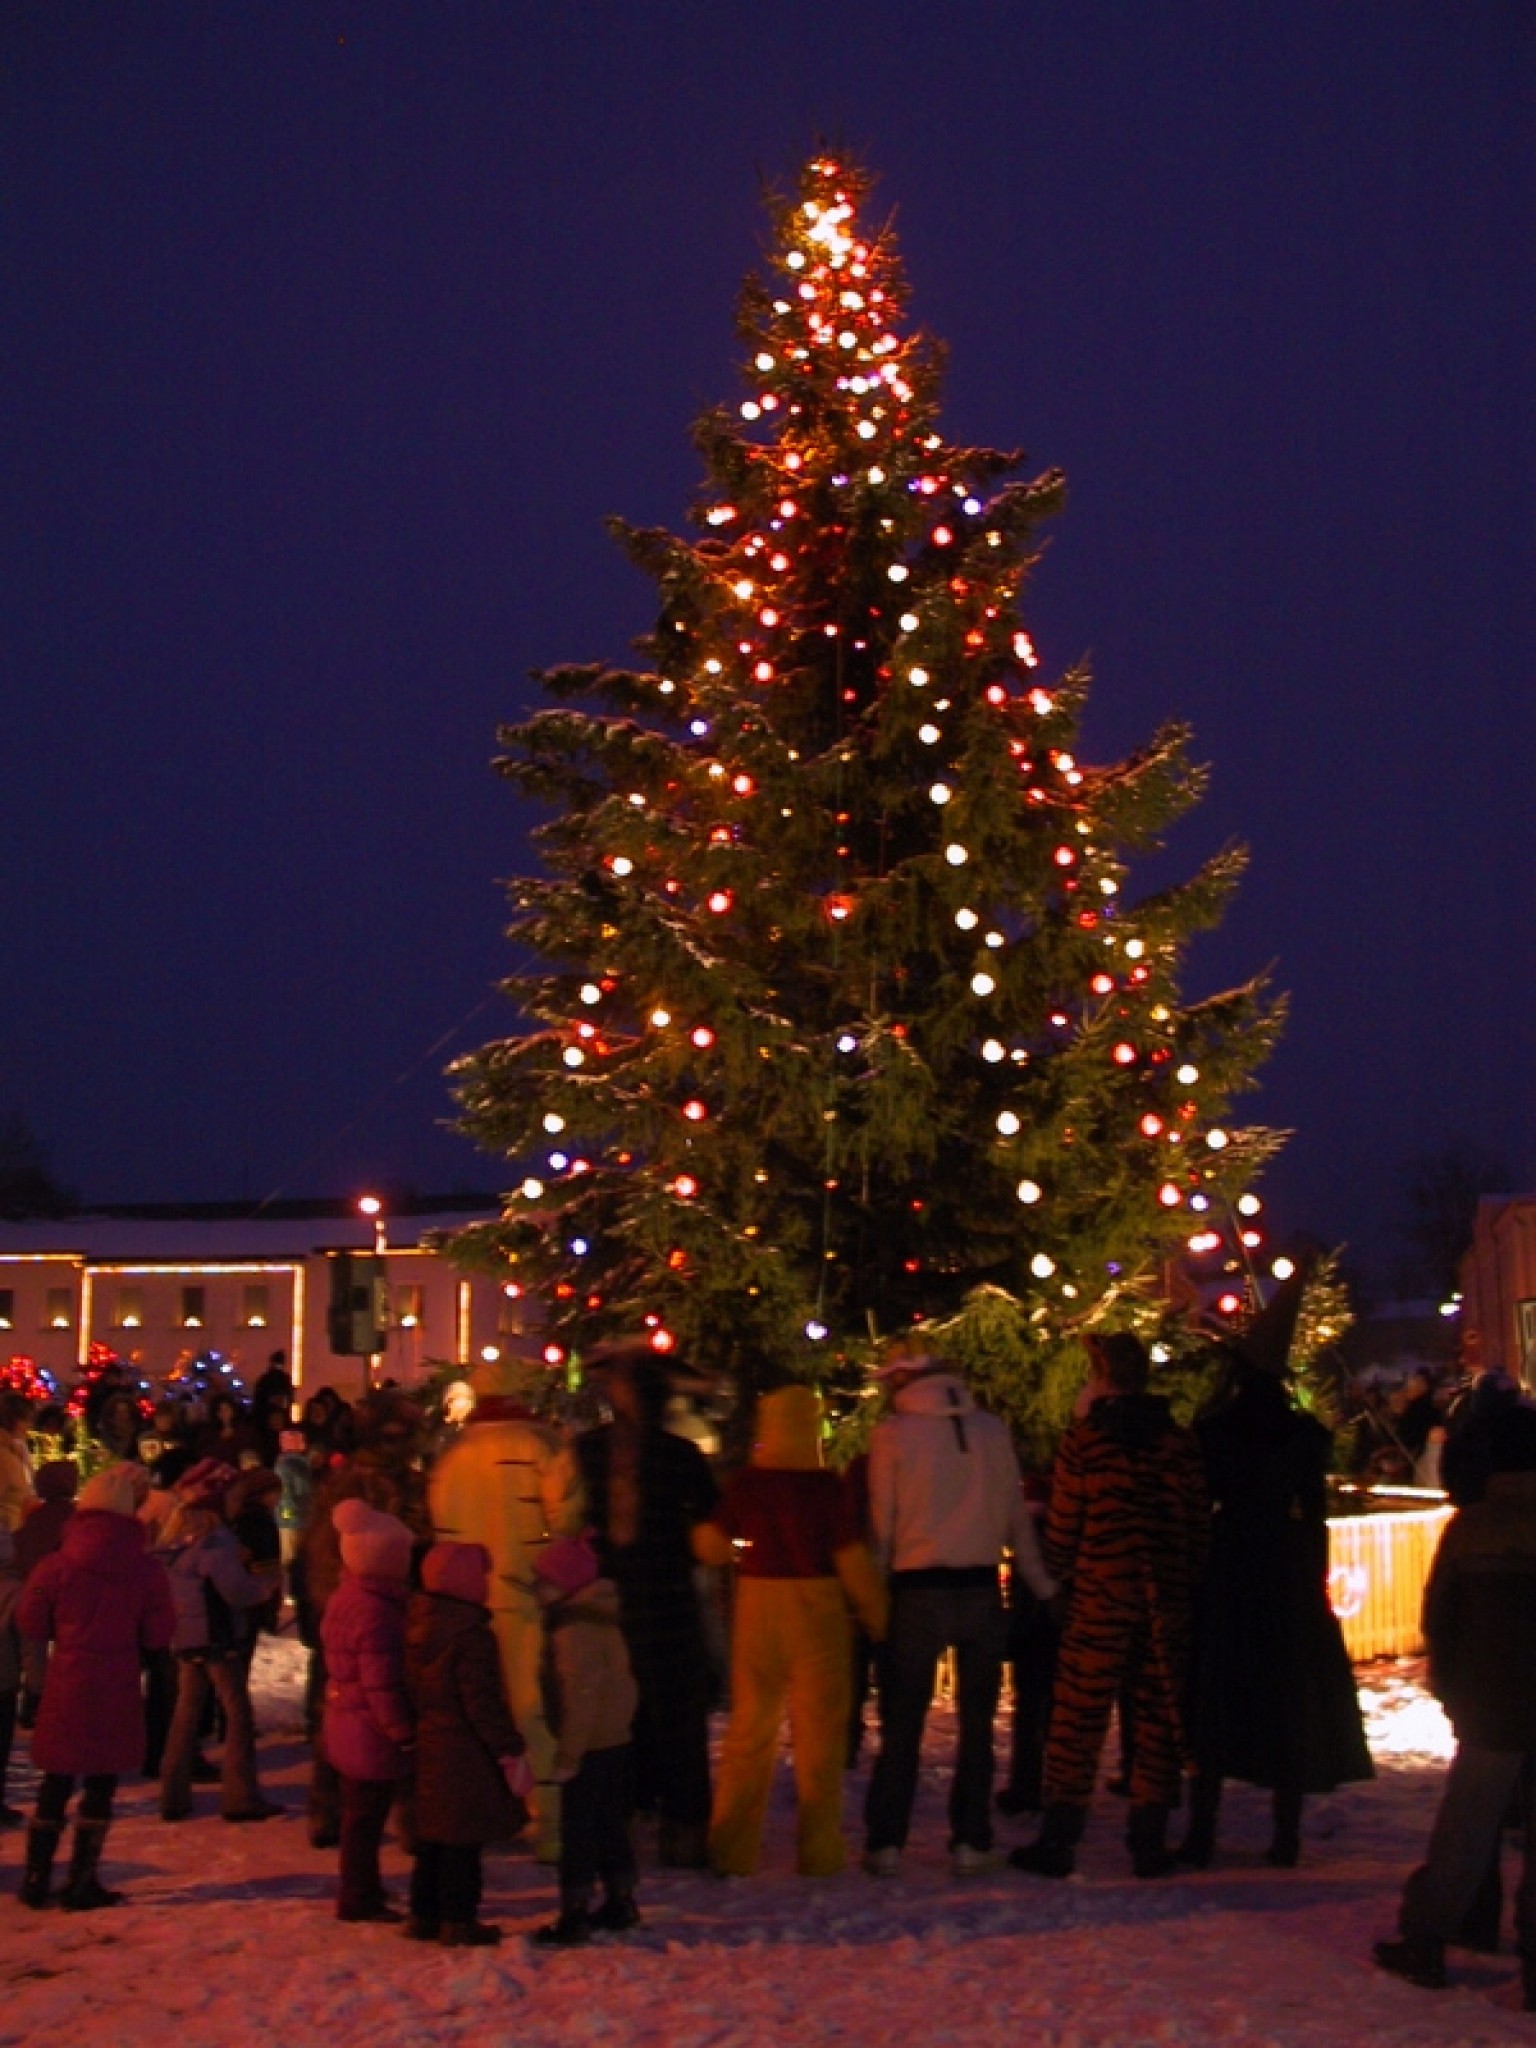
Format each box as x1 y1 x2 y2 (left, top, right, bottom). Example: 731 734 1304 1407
115 1286 144 1331
180 1285 205 1330
0 1289 12 1331
242 1283 270 1329
45 1287 72 1331
395 1284 424 1332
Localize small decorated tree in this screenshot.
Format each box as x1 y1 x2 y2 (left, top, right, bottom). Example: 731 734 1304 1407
451 153 1284 1433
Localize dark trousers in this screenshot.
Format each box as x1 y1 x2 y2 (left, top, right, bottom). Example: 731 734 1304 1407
409 1841 482 1927
37 1771 116 1825
561 1743 637 1910
337 1774 396 1918
1401 1744 1536 1954
627 1639 711 1830
0 1684 16 1804
141 1648 176 1777
864 1579 1007 1854
1003 1596 1058 1808
160 1653 261 1819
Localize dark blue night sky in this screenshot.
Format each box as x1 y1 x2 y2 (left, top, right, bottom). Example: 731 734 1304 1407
4 3 1531 1283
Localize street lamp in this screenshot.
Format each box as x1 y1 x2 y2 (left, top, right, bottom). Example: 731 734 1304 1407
358 1195 386 1390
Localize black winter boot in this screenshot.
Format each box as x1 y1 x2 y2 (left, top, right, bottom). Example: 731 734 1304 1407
591 1892 641 1933
439 1919 502 1947
1372 1935 1447 1990
1175 1768 1220 1869
531 1906 592 1946
18 1820 62 1909
1008 1803 1084 1879
60 1817 123 1911
1127 1803 1177 1879
1265 1786 1302 1868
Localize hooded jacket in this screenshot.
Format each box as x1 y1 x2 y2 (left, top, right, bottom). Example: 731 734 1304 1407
321 1570 415 1781
868 1371 1054 1598
405 1588 523 1843
18 1507 175 1775
541 1576 638 1774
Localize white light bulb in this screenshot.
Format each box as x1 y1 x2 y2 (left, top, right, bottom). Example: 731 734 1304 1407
997 1110 1021 1134
929 782 952 806
955 907 979 930
971 971 996 996
981 1039 1006 1063
542 1113 566 1133
1030 1251 1055 1276
1018 1180 1042 1206
945 844 969 866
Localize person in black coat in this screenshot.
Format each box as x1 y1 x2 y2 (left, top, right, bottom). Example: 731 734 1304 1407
1375 1404 1536 2003
1180 1352 1372 1869
574 1344 718 1868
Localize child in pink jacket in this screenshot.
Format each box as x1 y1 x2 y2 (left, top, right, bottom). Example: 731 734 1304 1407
320 1498 416 1922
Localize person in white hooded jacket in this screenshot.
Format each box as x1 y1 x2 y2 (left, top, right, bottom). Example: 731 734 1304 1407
862 1347 1054 1877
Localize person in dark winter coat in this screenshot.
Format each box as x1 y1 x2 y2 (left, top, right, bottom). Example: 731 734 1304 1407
16 1463 175 1909
575 1344 718 1868
1012 1333 1208 1881
1375 1404 1536 2004
322 1497 416 1922
1180 1356 1372 1869
403 1541 532 1947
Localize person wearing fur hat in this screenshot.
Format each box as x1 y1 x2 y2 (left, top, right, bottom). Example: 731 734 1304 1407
695 1384 888 1878
529 1530 640 1945
155 1458 282 1823
403 1541 533 1946
322 1497 417 1922
16 1463 175 1909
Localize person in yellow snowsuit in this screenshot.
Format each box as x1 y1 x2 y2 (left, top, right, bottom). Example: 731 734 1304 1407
695 1384 887 1877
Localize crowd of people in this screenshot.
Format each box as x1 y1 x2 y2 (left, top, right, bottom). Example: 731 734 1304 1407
0 1327 1531 2002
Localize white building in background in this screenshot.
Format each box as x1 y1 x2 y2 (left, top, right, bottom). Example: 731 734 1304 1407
0 1197 528 1398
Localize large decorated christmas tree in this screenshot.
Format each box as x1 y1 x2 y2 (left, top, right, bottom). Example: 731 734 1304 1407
451 154 1284 1439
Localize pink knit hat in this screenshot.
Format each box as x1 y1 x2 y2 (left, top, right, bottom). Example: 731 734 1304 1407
532 1531 600 1597
333 1497 413 1580
175 1457 239 1514
420 1540 491 1607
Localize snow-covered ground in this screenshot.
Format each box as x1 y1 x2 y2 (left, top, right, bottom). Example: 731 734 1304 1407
1 1637 1529 2048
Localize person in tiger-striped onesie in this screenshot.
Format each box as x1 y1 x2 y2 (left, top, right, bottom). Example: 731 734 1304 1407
1010 1331 1208 1880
